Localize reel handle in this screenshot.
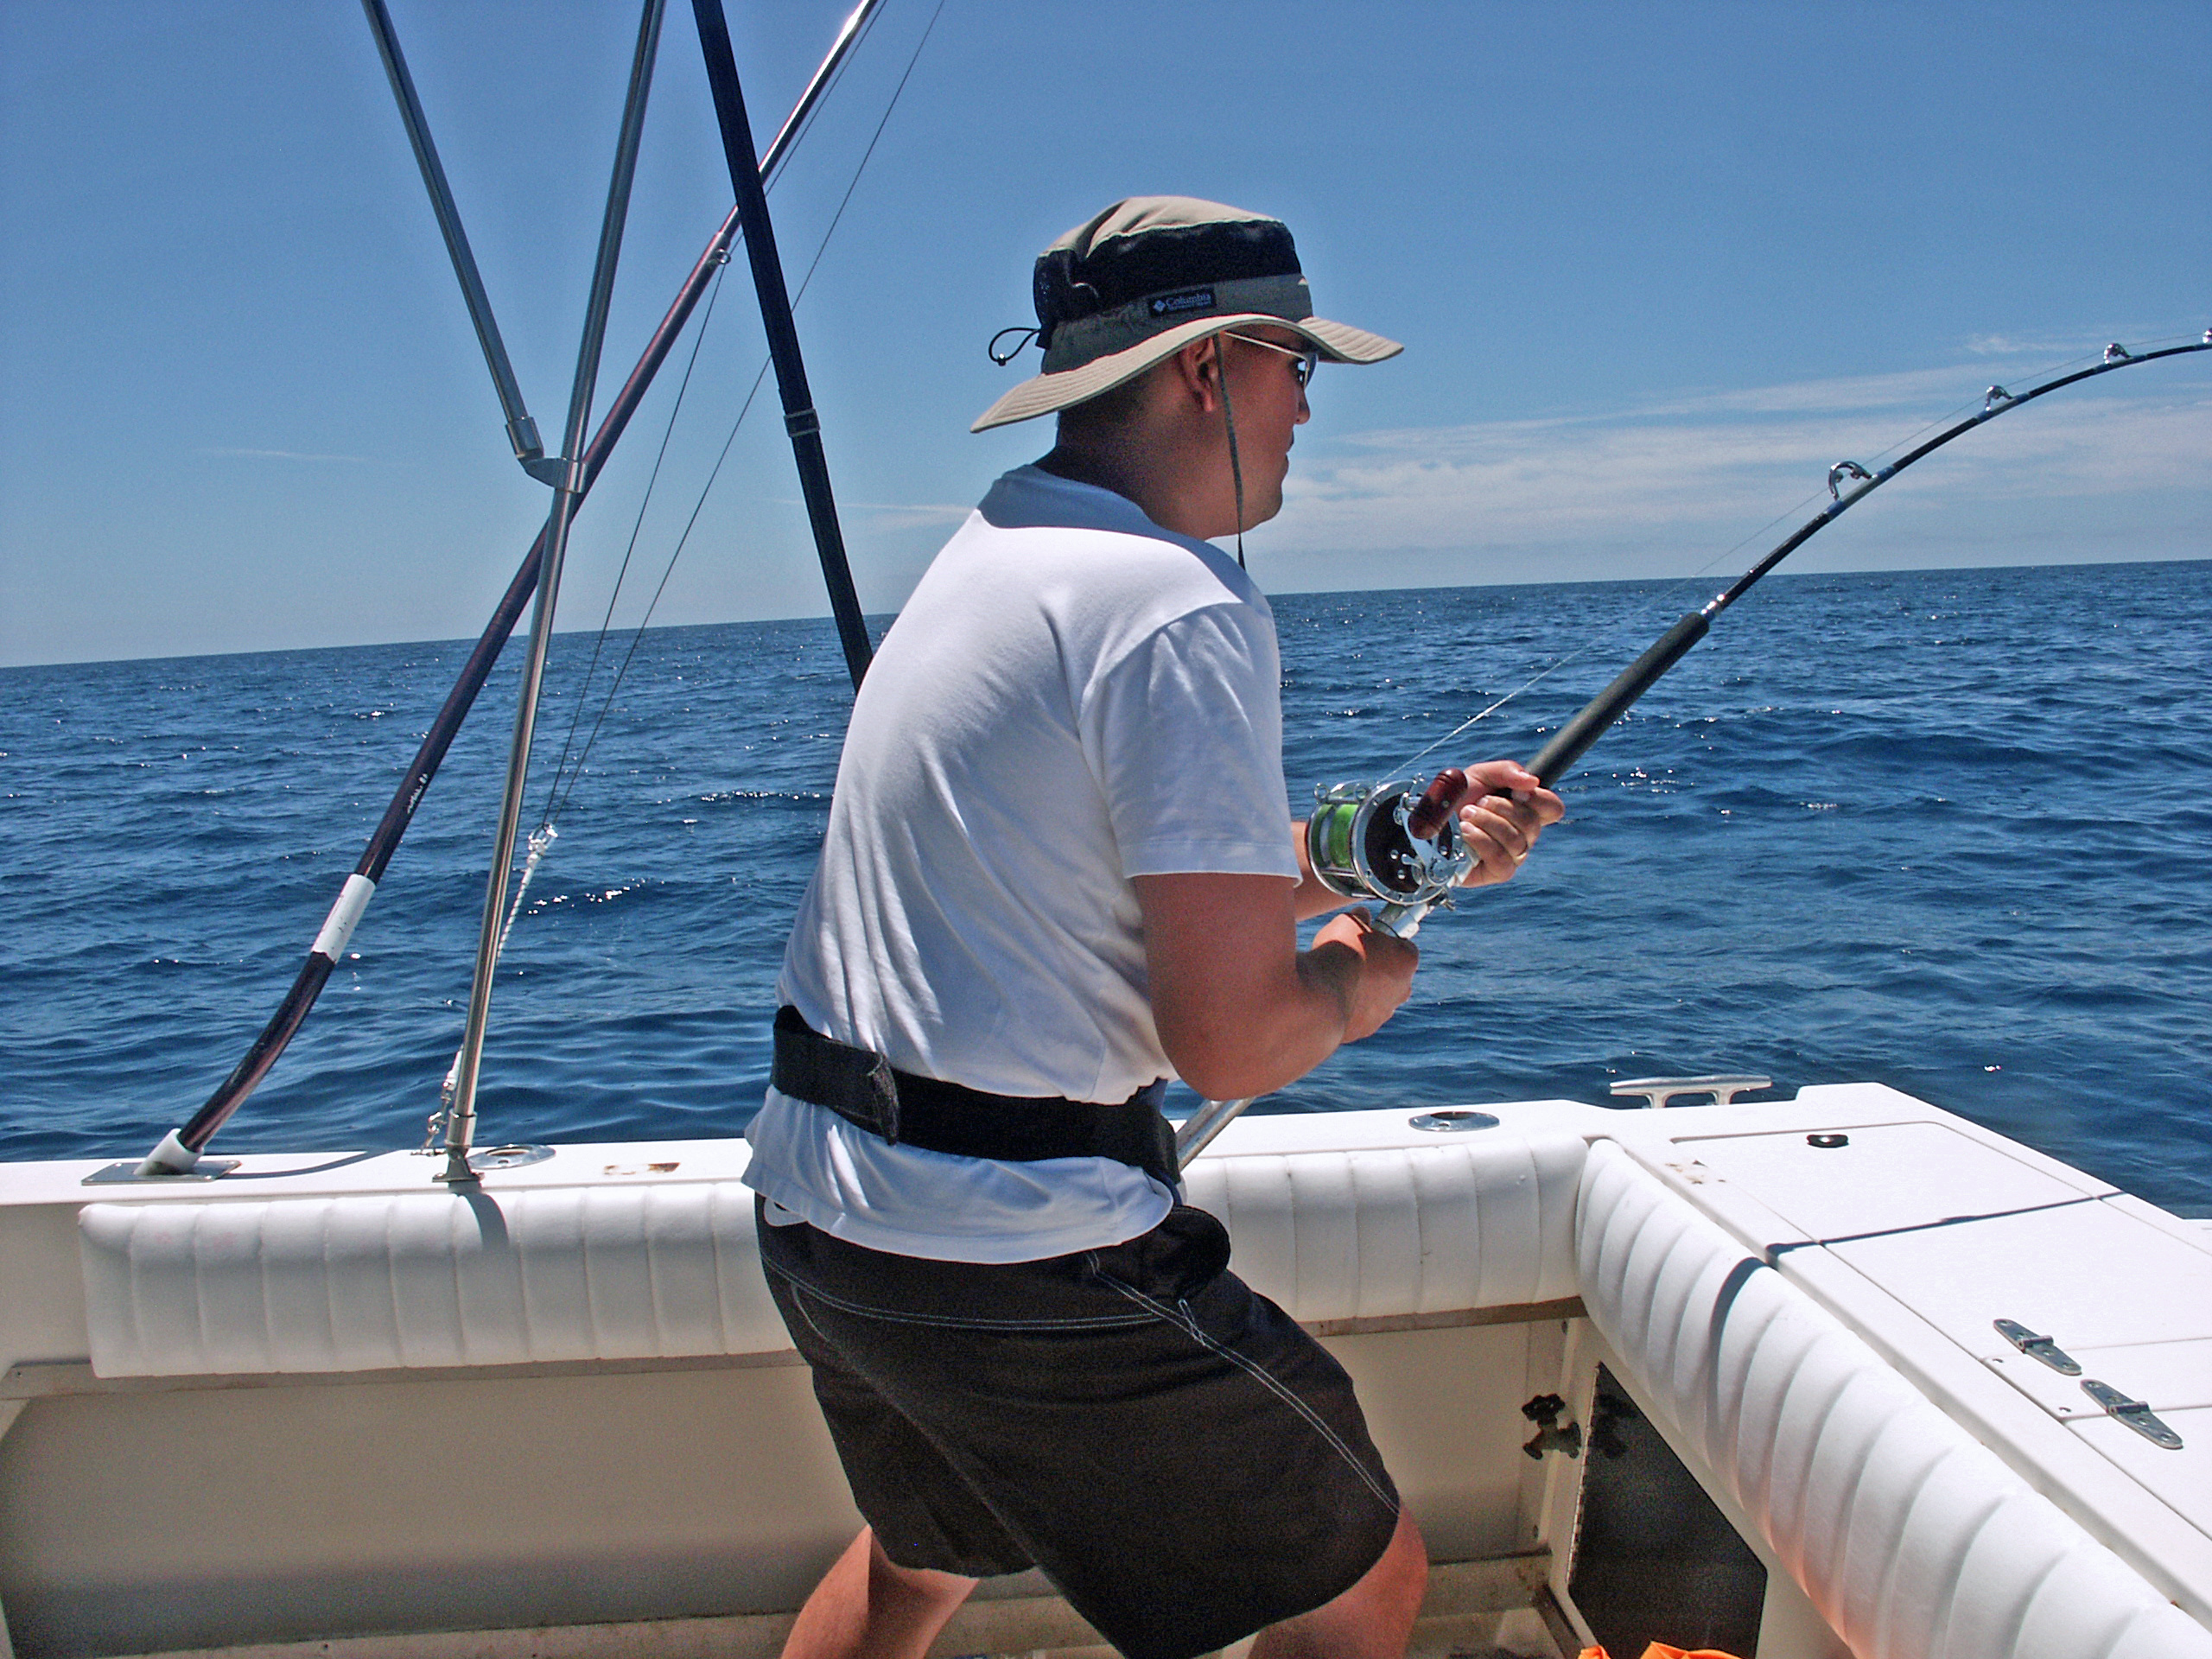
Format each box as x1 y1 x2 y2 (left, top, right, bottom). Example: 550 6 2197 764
1404 766 1470 840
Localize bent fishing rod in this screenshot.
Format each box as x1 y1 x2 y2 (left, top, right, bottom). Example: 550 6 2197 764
1176 330 2212 1166
132 2 887 1179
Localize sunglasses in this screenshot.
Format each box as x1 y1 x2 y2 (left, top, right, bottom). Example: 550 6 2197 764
1224 332 1320 390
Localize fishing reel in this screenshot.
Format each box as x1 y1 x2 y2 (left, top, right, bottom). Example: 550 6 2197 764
1306 769 1477 923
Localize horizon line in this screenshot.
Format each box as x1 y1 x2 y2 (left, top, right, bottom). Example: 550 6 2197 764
6 550 2205 673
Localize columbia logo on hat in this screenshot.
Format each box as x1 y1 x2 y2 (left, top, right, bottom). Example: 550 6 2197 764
1148 288 1215 318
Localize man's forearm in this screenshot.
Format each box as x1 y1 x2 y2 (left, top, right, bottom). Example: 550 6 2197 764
1150 942 1352 1102
1135 870 1417 1103
1289 819 1351 920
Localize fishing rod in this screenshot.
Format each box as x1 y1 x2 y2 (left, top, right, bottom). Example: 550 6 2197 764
693 0 874 693
1176 331 2212 1167
131 1 890 1179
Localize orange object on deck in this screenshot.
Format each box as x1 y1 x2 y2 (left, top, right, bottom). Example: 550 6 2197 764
1579 1645 1747 1659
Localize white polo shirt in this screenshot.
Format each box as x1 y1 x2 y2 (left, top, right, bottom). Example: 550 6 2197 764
743 465 1299 1262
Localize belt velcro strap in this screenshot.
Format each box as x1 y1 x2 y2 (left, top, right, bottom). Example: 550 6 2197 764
771 1007 1179 1187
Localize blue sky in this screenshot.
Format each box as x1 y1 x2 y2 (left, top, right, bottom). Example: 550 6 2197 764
3 0 2206 667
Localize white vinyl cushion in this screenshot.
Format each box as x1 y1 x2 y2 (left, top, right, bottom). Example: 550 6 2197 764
1577 1138 2212 1659
1185 1133 1586 1322
79 1184 786 1376
78 1133 1586 1378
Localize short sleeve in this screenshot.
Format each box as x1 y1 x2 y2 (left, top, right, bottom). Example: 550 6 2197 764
1080 602 1300 880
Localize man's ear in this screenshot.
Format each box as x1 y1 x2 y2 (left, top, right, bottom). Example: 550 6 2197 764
1171 336 1223 412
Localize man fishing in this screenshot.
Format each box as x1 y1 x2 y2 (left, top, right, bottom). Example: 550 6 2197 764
744 197 1561 1659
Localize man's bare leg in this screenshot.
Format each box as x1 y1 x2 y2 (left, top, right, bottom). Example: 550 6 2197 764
1249 1508 1428 1659
779 1526 979 1659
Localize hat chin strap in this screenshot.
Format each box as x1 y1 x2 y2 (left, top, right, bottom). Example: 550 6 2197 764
1215 339 1248 569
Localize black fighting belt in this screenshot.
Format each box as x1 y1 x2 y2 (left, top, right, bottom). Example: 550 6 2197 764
771 1006 1179 1188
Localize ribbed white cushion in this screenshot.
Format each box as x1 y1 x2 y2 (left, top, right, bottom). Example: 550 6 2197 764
79 1184 785 1377
1577 1139 2212 1659
1185 1132 1585 1322
79 1133 1586 1378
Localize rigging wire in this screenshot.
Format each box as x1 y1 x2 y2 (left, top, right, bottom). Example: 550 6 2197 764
1386 331 2206 779
528 0 893 820
534 0 946 830
424 0 940 1150
536 261 734 826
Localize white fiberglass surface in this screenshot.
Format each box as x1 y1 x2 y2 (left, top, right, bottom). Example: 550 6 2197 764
1673 1122 2212 1350
1981 1334 2212 1543
2074 1405 2212 1537
1985 1337 2212 1420
1669 1119 2097 1238
1828 1202 2212 1350
1576 1138 2212 1656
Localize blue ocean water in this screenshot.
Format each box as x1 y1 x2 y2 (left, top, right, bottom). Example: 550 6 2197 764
3 561 2207 1214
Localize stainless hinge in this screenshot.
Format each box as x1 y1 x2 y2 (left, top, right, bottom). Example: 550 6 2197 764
2081 1380 2183 1450
1993 1318 2082 1376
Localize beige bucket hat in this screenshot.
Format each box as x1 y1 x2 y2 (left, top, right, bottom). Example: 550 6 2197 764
970 196 1402 432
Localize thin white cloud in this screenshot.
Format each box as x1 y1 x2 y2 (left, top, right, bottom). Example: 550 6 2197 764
849 500 974 532
1961 327 2202 359
1624 363 2014 420
763 496 971 532
200 447 373 463
1270 357 2212 562
1964 333 2094 359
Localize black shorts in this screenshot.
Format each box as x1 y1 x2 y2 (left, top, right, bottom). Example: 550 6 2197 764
756 1201 1402 1659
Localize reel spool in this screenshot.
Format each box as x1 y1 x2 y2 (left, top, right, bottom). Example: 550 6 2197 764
1306 769 1475 910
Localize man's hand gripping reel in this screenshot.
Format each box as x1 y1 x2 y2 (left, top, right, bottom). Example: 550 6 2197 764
1173 769 1475 1169
1180 604 1691 1168
1304 767 1476 939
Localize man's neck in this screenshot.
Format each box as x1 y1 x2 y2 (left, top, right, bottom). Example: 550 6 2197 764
1035 437 1222 542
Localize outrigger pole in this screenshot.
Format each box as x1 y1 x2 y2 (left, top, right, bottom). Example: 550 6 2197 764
436 0 670 1185
1175 333 2212 1169
359 0 563 486
137 1 888 1177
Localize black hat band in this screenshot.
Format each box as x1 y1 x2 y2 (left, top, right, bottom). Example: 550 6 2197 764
1039 273 1315 372
1034 217 1303 344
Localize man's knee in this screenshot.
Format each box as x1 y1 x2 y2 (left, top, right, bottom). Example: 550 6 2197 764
866 1529 978 1610
1252 1508 1427 1659
1364 1508 1429 1615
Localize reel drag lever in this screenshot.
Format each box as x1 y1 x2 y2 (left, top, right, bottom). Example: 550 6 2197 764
1404 766 1470 841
